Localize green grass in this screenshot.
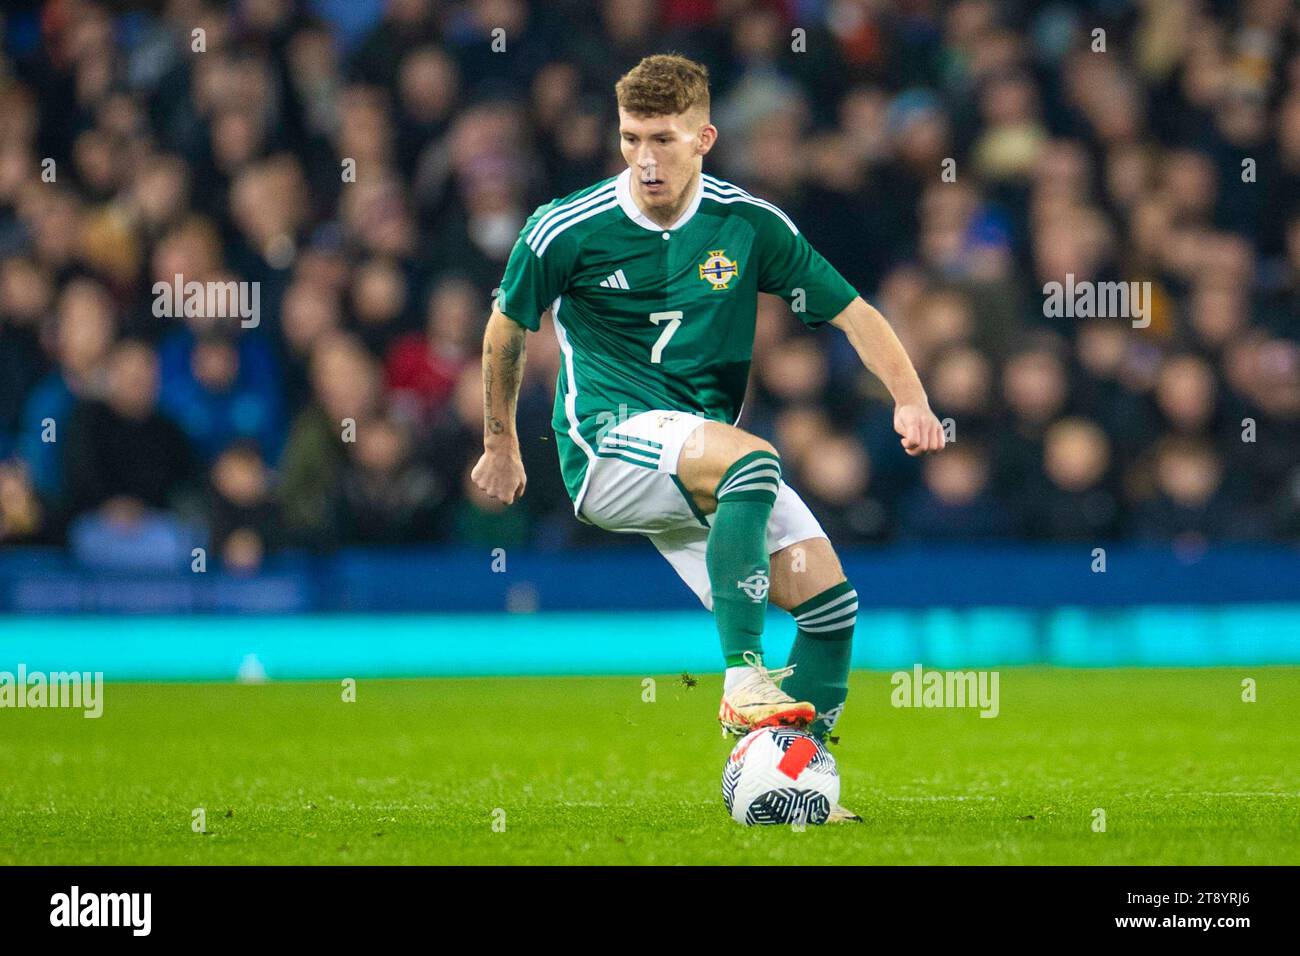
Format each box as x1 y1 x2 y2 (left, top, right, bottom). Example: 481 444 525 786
2 667 1298 864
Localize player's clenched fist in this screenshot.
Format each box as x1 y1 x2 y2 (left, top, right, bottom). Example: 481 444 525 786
472 447 527 505
894 403 945 457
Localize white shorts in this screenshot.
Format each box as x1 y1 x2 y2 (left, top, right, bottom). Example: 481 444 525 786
577 409 828 611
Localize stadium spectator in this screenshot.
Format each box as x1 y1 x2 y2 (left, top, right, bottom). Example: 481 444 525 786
1152 353 1220 438
0 257 53 456
278 331 382 547
336 411 447 544
279 277 344 412
1072 318 1157 461
19 276 116 502
62 339 202 521
1132 435 1268 544
896 441 1017 541
796 432 890 545
349 255 411 354
928 344 996 443
209 440 280 575
385 274 478 423
993 335 1070 500
771 404 834 478
1030 417 1121 542
0 460 45 544
158 321 286 465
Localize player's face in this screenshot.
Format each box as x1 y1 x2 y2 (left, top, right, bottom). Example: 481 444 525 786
619 108 715 213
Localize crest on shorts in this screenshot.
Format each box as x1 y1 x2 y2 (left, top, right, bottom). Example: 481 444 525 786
699 250 739 290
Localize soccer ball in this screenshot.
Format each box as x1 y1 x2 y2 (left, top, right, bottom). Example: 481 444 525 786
721 727 839 825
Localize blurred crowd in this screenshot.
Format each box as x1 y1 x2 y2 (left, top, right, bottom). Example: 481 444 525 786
0 0 1298 573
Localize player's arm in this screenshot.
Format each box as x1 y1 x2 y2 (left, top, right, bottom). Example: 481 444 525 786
471 198 573 505
830 297 945 457
471 304 530 505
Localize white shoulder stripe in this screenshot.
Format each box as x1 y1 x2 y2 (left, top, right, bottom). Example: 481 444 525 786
527 181 615 237
701 188 798 234
702 175 786 200
526 183 617 249
701 177 798 232
535 198 619 256
702 174 767 200
702 174 744 192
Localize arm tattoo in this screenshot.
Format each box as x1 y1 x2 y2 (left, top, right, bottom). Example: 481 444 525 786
499 332 525 398
483 327 526 438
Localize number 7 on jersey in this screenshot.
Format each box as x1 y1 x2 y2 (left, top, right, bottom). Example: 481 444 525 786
649 311 683 364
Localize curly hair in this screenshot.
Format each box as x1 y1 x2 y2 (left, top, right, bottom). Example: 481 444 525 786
615 53 710 118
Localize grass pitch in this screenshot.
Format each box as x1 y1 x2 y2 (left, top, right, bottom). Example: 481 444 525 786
2 667 1297 865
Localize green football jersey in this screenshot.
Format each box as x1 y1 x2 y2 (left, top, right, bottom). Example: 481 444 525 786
495 167 859 523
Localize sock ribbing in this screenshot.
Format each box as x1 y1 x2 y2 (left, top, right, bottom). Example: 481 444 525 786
714 450 781 505
708 451 781 665
783 580 858 740
790 579 859 636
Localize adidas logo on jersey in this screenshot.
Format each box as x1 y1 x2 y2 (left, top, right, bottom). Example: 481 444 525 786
598 269 629 290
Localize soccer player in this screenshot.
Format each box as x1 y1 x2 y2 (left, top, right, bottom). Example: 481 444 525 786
473 54 944 820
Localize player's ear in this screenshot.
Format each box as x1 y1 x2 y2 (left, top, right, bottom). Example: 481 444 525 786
696 122 718 156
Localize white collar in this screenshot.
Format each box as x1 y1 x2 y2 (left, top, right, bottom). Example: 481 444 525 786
616 167 704 232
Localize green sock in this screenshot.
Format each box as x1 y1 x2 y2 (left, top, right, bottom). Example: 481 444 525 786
707 450 782 668
781 580 858 740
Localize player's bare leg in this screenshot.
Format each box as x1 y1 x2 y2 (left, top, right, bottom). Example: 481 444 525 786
676 421 816 735
674 420 776 517
768 536 846 612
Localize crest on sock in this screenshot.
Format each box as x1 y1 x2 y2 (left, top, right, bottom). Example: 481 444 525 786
736 569 769 603
818 701 846 730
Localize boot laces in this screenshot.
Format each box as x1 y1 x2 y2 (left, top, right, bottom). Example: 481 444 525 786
740 650 796 701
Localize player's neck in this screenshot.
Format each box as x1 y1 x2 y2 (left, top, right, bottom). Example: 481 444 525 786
639 169 701 229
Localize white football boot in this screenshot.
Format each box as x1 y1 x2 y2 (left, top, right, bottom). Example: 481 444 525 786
718 650 816 737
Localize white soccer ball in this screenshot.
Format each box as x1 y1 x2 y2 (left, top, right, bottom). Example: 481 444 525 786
721 726 840 825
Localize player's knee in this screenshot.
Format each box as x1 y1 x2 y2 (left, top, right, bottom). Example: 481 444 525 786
718 441 782 493
734 438 780 471
710 443 782 505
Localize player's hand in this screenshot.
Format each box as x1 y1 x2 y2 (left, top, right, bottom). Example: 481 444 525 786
472 445 527 505
894 402 945 457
